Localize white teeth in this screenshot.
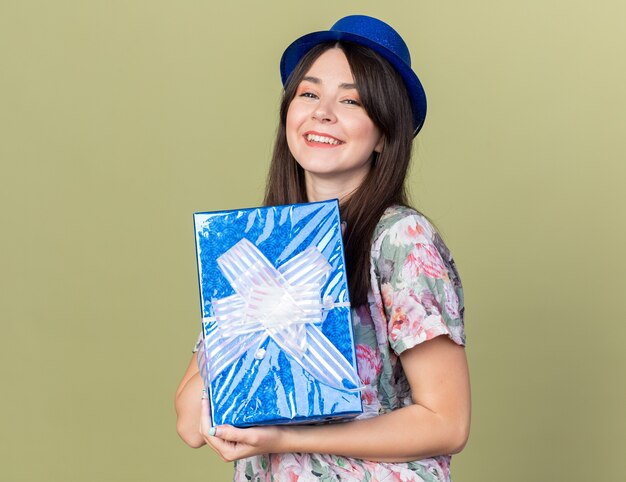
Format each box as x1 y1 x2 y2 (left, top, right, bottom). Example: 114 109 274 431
306 134 340 145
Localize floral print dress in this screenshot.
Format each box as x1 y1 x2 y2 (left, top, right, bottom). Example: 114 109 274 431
196 205 466 482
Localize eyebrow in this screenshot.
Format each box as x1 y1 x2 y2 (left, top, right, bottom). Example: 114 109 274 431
302 76 357 90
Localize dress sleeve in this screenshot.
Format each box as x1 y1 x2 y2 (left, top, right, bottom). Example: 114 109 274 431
372 212 466 355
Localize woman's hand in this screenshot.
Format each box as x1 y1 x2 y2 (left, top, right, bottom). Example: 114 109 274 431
200 398 285 462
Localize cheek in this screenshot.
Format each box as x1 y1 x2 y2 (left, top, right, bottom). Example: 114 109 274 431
358 117 382 149
345 113 376 139
285 106 300 139
351 121 381 152
285 110 302 159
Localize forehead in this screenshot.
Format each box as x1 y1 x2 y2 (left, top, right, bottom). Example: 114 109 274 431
303 48 354 83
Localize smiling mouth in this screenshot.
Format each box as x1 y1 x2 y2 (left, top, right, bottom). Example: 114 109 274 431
304 133 344 146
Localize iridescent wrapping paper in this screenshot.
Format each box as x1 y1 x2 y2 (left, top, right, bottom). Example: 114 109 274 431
193 200 362 427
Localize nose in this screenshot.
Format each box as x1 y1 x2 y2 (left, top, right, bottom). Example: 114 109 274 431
312 99 336 123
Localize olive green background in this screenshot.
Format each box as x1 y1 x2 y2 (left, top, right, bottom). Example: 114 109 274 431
2 1 624 480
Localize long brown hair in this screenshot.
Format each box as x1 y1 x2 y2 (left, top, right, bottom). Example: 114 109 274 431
264 41 416 306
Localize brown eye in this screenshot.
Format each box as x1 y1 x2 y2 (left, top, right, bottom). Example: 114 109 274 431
297 88 319 100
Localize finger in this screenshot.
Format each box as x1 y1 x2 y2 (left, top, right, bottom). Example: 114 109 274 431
207 424 237 441
204 435 241 462
214 425 259 445
211 425 238 442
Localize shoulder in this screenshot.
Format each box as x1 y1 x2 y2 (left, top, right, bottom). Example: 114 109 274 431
370 205 460 290
372 205 439 251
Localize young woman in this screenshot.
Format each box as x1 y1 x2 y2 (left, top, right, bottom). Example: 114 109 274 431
176 15 470 482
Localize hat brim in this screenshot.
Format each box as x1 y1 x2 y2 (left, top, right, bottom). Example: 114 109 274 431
280 30 427 136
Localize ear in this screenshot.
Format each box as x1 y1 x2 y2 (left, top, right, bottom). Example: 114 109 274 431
374 135 384 153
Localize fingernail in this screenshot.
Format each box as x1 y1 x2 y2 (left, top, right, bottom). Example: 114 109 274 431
208 427 216 436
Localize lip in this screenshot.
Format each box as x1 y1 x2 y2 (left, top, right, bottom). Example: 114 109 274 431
303 131 344 148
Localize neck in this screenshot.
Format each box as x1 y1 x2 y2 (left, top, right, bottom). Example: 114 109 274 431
304 170 369 204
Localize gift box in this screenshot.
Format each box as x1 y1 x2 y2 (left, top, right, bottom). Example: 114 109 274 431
193 200 362 427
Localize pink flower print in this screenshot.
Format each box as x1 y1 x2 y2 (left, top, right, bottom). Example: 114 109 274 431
414 243 448 279
390 307 427 346
373 463 421 481
381 283 394 309
389 290 431 346
389 307 410 342
356 344 382 403
401 251 421 279
421 314 448 340
387 216 425 246
399 289 429 324
271 453 304 481
407 223 423 238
